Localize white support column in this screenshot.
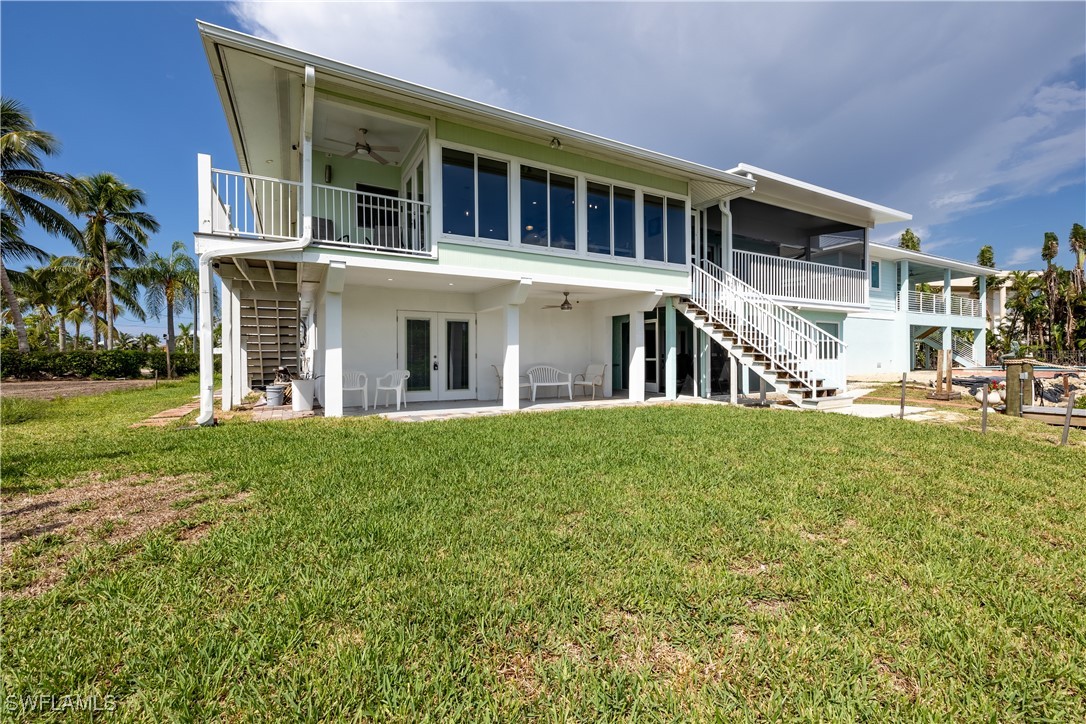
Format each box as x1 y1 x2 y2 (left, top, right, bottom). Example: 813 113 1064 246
221 278 234 411
322 261 346 417
729 353 738 405
943 267 953 314
323 289 343 417
664 298 677 400
899 260 912 372
629 311 646 402
197 254 216 423
502 304 521 411
231 284 246 401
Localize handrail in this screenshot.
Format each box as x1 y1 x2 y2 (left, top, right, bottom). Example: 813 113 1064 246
312 183 431 256
210 168 302 241
903 289 981 317
731 249 868 307
694 261 847 393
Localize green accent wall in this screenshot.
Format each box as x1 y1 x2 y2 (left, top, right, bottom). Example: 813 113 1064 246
312 154 402 192
436 120 688 196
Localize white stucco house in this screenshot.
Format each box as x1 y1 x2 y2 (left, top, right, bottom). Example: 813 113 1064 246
192 22 993 424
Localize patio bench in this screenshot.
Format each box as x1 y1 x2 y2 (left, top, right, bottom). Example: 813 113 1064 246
526 365 573 402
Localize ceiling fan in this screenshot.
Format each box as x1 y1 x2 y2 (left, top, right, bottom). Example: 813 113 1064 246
324 128 399 165
543 292 575 311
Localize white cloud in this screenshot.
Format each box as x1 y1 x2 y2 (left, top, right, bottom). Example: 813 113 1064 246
1005 245 1039 267
229 2 1085 262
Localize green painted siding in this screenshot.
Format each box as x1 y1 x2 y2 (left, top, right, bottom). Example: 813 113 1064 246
438 242 689 290
312 155 401 192
436 120 688 196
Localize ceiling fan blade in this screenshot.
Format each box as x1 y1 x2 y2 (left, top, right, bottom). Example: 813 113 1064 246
368 149 391 165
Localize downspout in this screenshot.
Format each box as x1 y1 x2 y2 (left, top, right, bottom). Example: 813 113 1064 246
196 65 316 426
718 181 754 273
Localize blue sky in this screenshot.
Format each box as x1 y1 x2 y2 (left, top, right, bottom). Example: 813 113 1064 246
3 1 1085 336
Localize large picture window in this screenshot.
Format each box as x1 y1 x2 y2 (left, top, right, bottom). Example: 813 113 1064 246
441 148 508 240
643 194 686 264
520 165 575 250
587 182 636 258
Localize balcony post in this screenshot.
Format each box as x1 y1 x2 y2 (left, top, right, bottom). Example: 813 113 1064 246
664 297 677 400
301 66 315 241
943 268 952 315
197 154 213 234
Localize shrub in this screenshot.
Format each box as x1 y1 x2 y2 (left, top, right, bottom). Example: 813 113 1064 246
93 350 146 379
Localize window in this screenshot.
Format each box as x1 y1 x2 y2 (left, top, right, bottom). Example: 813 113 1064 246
870 260 881 289
587 181 636 258
441 148 508 240
643 194 686 263
520 165 575 250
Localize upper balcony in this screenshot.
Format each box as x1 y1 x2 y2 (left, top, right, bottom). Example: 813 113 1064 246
901 289 982 318
201 158 433 257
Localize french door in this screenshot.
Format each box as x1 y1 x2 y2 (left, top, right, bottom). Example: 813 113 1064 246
398 311 476 402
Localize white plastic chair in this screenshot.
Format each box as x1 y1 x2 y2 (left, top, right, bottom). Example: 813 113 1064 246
375 369 411 410
491 364 530 401
343 370 368 410
573 363 608 400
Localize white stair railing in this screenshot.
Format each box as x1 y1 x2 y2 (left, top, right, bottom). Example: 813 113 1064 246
952 337 976 366
692 261 847 393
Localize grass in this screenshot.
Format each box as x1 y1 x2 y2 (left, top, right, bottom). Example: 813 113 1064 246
1 382 1084 720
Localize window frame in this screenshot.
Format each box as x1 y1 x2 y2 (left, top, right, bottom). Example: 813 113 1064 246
870 260 881 290
585 179 637 260
439 147 510 242
436 140 691 268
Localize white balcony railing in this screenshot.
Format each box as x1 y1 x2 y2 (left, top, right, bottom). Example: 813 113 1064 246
903 290 981 317
210 168 302 241
312 184 431 256
731 250 868 307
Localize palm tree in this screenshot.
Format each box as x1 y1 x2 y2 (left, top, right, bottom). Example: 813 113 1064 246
11 262 60 350
1 98 80 352
1004 271 1043 346
57 245 146 349
1070 223 1085 293
72 173 158 350
136 333 161 352
137 240 197 377
176 322 194 353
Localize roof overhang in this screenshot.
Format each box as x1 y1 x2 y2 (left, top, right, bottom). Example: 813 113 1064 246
868 243 996 277
728 163 911 228
197 21 755 203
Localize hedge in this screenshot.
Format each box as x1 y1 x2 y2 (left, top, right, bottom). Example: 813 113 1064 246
0 350 209 380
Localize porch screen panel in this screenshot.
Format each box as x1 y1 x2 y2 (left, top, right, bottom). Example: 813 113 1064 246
666 199 686 264
446 320 470 391
587 181 611 255
613 186 635 258
405 318 432 391
442 149 474 236
644 195 665 261
477 157 509 241
550 174 576 250
520 166 548 246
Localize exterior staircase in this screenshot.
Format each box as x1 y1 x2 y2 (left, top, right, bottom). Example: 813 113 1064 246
914 326 975 367
240 295 300 389
680 262 852 409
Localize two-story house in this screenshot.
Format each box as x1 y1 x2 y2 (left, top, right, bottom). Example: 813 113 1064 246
192 22 989 424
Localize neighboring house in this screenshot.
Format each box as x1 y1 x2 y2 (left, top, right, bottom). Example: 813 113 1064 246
191 23 993 423
930 271 1036 335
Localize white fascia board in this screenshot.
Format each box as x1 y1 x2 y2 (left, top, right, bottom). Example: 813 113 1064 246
196 21 755 193
868 243 994 276
729 163 912 226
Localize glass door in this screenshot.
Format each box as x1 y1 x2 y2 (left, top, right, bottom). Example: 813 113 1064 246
399 312 475 402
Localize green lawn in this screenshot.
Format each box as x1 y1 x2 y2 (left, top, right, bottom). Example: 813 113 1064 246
1 383 1084 720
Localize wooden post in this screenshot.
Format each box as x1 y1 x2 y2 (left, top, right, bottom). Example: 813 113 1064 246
981 385 988 434
900 372 907 420
946 350 954 395
1062 393 1077 447
935 353 944 396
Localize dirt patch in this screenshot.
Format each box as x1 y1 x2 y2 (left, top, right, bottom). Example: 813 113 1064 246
2 472 249 597
0 379 158 401
875 657 920 700
747 599 791 618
